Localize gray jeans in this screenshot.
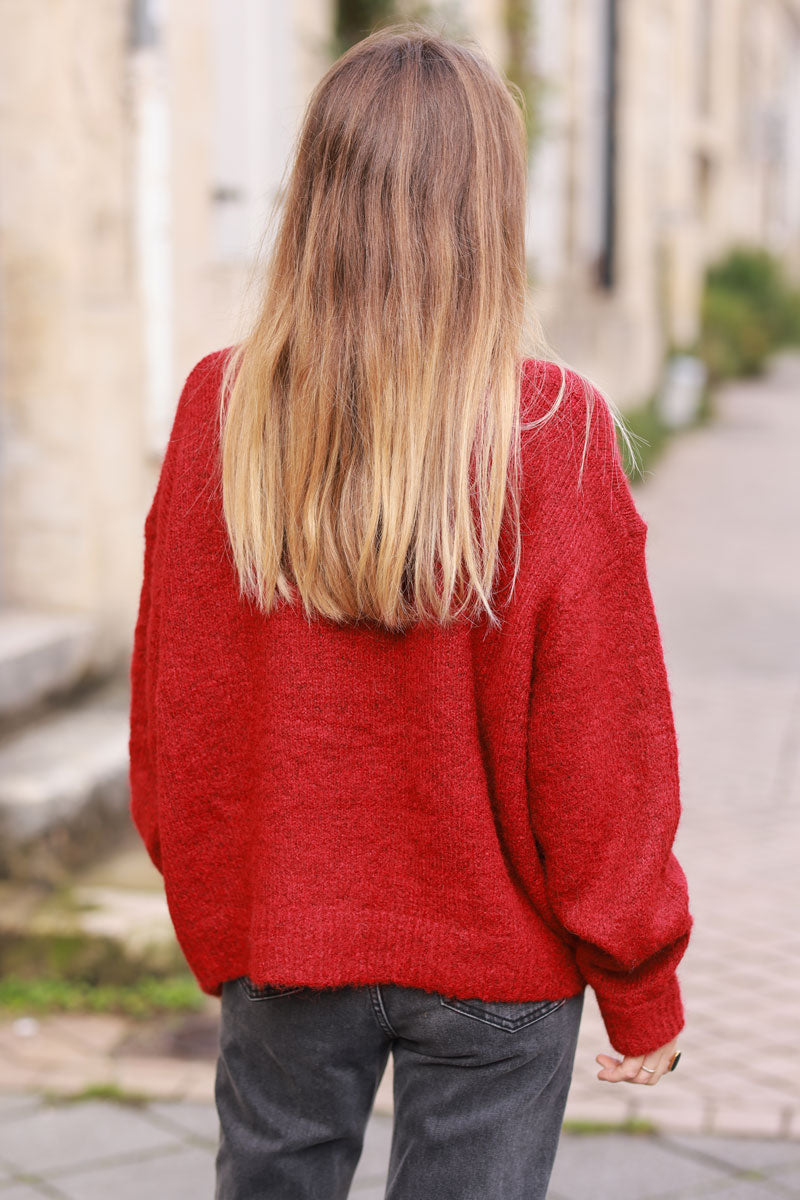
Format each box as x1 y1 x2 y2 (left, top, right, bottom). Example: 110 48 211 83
214 977 584 1200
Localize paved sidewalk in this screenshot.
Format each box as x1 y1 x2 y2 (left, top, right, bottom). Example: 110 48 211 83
1 1092 800 1200
626 354 800 1137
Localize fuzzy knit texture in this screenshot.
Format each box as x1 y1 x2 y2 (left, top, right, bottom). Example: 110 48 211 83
128 347 693 1058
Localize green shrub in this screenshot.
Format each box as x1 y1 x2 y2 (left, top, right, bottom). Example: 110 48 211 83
700 288 772 379
698 247 800 381
707 248 800 343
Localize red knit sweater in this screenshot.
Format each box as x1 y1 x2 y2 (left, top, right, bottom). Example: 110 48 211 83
128 348 693 1058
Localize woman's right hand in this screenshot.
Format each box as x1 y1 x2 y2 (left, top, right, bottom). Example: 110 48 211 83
595 1035 679 1085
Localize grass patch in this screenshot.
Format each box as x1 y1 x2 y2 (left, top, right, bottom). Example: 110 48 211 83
0 973 206 1018
42 1082 152 1107
563 1117 658 1136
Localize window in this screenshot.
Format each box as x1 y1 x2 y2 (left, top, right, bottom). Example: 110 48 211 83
696 0 713 117
210 0 298 262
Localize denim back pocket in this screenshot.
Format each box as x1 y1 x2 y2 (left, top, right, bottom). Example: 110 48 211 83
439 994 567 1032
237 976 304 1001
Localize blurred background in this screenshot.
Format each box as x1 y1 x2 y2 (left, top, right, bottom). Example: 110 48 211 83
1 1 799 1191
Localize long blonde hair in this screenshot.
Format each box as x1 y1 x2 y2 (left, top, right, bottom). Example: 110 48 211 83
218 23 632 632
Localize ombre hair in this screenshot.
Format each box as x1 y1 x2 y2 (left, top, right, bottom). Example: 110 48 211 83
218 22 634 632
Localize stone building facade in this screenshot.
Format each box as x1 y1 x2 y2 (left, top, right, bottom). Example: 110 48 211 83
0 0 799 663
529 0 800 405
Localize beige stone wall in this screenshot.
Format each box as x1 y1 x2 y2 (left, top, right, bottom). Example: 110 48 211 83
0 0 340 661
0 0 144 667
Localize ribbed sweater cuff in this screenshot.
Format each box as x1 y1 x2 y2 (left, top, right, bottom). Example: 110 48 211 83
596 973 685 1058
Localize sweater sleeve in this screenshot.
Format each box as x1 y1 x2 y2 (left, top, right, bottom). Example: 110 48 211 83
128 353 214 872
526 382 693 1058
128 451 173 874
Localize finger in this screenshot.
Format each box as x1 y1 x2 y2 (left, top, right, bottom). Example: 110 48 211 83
596 1053 644 1082
633 1049 672 1085
595 1053 629 1081
595 1053 621 1080
631 1055 661 1084
642 1050 671 1085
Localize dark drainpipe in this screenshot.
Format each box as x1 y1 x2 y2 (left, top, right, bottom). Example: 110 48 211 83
599 0 618 290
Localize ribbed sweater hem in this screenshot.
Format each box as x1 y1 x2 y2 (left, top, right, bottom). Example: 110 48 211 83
188 904 585 1003
183 904 686 1058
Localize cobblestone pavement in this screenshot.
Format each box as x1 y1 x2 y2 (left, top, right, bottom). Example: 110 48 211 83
0 358 798 1195
622 354 800 1138
1 1092 799 1199
556 353 800 1140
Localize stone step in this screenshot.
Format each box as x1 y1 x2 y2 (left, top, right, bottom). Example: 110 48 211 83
0 881 184 982
0 678 133 884
0 835 186 984
0 605 96 720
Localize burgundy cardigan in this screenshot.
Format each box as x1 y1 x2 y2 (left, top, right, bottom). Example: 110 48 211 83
128 348 693 1057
